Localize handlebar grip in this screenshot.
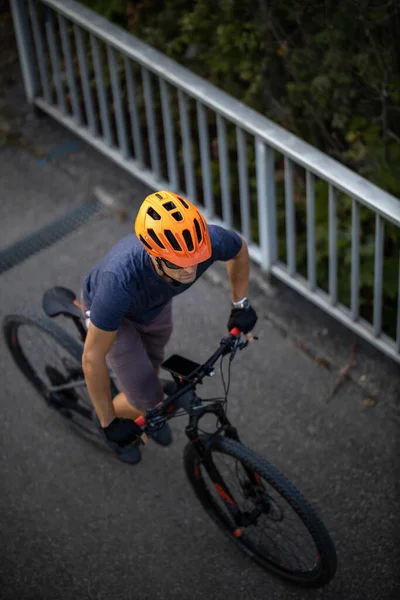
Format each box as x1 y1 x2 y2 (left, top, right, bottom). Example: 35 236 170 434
135 415 147 428
229 327 241 337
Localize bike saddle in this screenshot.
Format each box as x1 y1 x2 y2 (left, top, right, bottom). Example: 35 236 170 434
42 286 82 319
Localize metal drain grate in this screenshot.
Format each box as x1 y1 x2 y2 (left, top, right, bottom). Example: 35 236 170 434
0 201 103 274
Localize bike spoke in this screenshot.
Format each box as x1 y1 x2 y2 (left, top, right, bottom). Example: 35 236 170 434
200 449 320 574
252 520 308 570
17 325 92 415
245 498 316 571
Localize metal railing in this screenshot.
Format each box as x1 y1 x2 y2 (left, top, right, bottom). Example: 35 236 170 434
11 0 400 363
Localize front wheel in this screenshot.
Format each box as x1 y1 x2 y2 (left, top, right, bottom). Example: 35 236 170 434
184 436 337 587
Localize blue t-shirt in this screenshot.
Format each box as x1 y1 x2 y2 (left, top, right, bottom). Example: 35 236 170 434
82 225 242 331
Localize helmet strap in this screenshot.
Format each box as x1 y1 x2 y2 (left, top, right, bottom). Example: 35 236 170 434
155 258 181 286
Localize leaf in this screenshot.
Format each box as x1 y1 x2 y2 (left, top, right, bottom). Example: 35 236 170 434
311 75 331 93
332 113 347 130
277 41 289 57
346 130 361 144
362 396 377 407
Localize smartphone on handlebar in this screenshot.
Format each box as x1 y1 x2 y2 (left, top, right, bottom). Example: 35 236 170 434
161 354 202 380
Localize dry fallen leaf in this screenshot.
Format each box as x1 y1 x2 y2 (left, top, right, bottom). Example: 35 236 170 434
362 397 377 407
316 356 331 369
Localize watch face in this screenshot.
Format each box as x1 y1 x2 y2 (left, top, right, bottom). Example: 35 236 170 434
233 298 250 309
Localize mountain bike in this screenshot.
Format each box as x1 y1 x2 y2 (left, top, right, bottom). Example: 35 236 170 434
3 286 337 588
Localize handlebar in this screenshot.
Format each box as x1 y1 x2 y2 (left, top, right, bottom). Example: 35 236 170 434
229 327 241 337
135 414 148 428
134 327 250 429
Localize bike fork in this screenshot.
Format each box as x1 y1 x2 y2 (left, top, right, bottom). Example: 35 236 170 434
186 405 261 529
201 451 245 526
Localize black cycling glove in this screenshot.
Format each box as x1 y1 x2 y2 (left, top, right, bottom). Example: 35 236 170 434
103 417 144 447
227 305 258 334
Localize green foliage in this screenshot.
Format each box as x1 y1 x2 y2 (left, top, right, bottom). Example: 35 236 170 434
80 0 126 25
80 0 400 338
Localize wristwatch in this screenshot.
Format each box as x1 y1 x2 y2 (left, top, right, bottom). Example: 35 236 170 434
231 297 250 310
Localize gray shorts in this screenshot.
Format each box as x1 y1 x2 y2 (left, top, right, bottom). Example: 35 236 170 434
81 295 173 410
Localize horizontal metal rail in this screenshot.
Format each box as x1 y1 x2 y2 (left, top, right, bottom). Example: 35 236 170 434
11 0 400 365
34 0 400 226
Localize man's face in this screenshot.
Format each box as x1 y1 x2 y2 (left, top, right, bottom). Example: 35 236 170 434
162 259 198 284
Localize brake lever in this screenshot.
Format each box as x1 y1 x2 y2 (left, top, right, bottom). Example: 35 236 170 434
239 335 259 350
227 331 259 361
229 336 242 361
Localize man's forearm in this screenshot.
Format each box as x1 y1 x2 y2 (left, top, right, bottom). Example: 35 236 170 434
226 239 250 302
82 357 116 427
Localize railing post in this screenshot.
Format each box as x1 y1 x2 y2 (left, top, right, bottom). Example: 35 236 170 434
256 138 275 273
10 0 39 103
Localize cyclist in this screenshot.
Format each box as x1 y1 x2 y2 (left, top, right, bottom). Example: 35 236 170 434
81 190 257 464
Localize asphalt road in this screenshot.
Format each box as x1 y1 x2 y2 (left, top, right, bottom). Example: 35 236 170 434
1 91 399 600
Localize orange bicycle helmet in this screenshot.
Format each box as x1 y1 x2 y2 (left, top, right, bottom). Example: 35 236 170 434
135 191 212 267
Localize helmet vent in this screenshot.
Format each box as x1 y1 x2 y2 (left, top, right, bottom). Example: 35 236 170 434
164 230 181 251
163 201 176 211
147 207 161 220
177 196 189 209
148 229 165 249
155 193 163 199
183 230 194 252
172 211 183 222
139 235 153 250
194 218 202 243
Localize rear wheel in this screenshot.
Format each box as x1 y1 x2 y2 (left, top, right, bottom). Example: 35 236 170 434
184 436 337 587
3 314 117 440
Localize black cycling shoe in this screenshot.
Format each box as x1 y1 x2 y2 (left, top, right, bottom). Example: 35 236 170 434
115 442 142 465
149 422 173 446
160 379 178 396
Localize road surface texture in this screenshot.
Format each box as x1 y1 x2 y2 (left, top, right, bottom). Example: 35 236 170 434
1 76 399 599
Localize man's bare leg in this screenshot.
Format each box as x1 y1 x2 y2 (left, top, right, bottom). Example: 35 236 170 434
113 392 144 420
112 367 160 420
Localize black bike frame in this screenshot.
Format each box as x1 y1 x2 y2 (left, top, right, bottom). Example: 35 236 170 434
68 314 258 527
136 331 261 528
185 401 249 526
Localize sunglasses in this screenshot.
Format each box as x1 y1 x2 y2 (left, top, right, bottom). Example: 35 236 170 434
162 258 196 270
161 258 183 270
